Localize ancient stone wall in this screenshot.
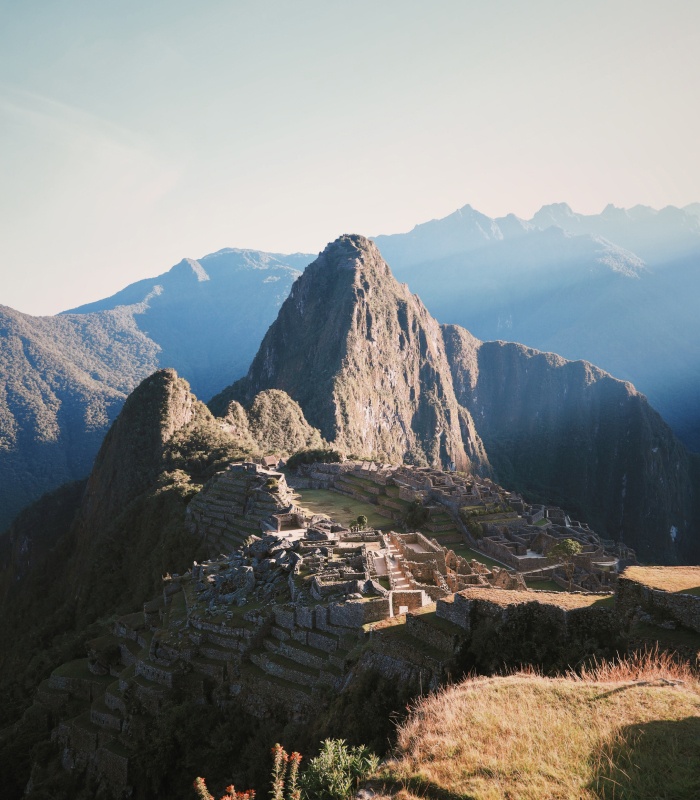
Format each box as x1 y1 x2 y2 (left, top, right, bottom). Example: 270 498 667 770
617 576 700 633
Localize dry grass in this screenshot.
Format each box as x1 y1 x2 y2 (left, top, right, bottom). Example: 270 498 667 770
376 652 700 799
454 586 613 610
622 565 700 595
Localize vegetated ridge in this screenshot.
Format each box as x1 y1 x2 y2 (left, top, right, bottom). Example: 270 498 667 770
0 370 322 738
0 304 159 531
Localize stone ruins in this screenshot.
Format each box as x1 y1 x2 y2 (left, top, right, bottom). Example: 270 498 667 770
36 460 667 797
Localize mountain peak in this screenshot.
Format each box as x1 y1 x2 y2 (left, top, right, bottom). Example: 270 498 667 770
211 239 489 472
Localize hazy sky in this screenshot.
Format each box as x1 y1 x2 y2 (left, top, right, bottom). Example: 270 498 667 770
1 0 699 315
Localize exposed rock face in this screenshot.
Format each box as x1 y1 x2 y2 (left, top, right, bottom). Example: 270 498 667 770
375 203 700 452
443 325 697 562
214 235 489 472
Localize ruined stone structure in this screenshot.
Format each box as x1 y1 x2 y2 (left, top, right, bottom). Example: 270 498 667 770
616 566 700 634
34 461 646 796
186 462 302 555
291 459 632 589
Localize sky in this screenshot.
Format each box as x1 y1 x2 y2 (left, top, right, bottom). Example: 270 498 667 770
1 0 699 315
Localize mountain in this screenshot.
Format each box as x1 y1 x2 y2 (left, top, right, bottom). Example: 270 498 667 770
0 249 312 530
4 201 699 534
66 248 312 401
443 326 697 563
212 235 490 472
214 234 699 562
375 203 700 452
0 305 159 531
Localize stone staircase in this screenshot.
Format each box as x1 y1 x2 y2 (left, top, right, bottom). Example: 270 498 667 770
386 542 412 590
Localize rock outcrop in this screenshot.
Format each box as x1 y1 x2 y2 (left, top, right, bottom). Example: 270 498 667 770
212 235 489 472
214 235 698 562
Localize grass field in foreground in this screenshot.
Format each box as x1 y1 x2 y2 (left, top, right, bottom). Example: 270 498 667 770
376 653 700 800
295 488 392 530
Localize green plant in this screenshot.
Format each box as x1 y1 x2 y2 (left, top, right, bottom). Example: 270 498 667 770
299 739 379 800
550 538 583 587
286 449 343 470
356 515 368 530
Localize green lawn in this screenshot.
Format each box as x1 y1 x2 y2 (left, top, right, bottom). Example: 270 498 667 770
295 488 392 529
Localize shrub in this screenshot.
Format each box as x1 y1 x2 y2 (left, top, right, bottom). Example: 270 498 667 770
299 739 379 800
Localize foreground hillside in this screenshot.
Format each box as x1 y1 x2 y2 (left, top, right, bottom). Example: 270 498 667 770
378 658 700 800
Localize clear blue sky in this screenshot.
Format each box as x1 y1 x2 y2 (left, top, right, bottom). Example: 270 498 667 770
1 0 699 315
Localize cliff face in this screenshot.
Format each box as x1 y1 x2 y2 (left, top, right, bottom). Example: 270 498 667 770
443 325 697 562
214 235 489 472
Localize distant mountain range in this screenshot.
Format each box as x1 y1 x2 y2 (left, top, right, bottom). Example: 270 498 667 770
1 202 699 532
377 202 700 452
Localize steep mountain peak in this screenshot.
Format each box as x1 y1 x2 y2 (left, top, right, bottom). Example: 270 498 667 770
316 233 390 274
82 369 198 519
212 236 489 472
169 257 210 282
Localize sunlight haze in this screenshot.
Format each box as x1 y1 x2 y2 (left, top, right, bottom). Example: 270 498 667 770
1 0 698 314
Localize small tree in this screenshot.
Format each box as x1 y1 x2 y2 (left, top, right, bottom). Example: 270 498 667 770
356 515 368 530
550 538 583 588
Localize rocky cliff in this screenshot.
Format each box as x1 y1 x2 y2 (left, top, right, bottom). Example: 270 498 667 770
376 203 700 452
213 235 489 472
443 325 697 562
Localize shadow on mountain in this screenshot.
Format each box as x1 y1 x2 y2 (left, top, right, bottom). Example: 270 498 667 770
588 715 700 799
